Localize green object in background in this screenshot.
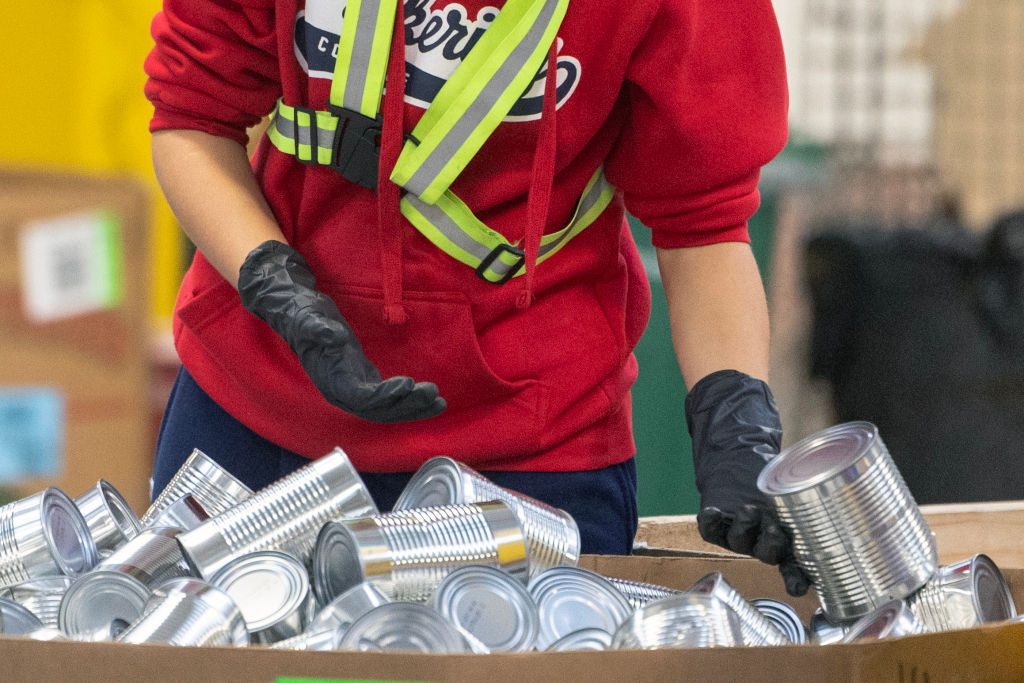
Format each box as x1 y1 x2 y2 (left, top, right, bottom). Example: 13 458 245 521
628 198 776 518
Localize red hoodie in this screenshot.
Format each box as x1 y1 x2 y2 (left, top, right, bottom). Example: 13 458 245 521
144 0 788 472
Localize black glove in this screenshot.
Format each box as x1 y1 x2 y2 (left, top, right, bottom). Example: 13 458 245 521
238 240 446 423
685 369 810 597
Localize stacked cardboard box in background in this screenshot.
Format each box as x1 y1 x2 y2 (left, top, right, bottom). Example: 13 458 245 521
0 168 152 512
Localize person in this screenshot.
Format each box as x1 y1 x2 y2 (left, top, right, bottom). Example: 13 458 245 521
144 0 808 593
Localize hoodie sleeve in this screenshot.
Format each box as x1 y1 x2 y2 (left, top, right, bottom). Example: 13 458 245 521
144 0 281 147
604 0 789 248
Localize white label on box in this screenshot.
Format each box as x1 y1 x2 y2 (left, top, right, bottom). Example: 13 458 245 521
18 209 124 323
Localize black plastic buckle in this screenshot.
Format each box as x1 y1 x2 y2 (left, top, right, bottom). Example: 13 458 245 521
327 105 385 191
475 243 526 284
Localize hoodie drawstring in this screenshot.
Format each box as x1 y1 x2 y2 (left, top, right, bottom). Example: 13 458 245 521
517 41 559 310
378 0 408 325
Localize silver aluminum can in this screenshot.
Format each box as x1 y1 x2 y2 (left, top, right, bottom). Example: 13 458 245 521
809 607 850 645
24 627 69 641
686 572 789 647
545 627 613 651
0 576 73 629
0 488 98 589
147 494 210 532
210 550 314 644
269 628 342 651
307 581 391 636
907 554 1016 632
611 593 743 650
608 577 682 610
117 577 249 647
312 501 528 604
429 564 539 652
758 421 938 622
58 527 191 637
0 597 46 635
750 598 807 644
394 457 580 578
840 599 924 642
337 602 470 653
74 479 141 553
140 448 253 527
177 447 378 579
528 566 634 650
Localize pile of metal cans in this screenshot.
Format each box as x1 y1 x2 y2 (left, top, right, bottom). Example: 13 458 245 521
759 421 1018 644
0 426 1016 652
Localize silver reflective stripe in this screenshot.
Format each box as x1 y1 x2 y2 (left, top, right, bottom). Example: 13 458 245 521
400 0 561 198
536 174 609 257
403 194 503 266
343 0 384 112
273 112 296 144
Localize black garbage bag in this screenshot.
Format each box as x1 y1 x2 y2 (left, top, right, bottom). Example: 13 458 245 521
804 211 1024 504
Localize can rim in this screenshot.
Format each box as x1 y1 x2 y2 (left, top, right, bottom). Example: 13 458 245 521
209 550 311 631
41 488 98 576
758 421 880 495
393 457 464 510
432 565 539 652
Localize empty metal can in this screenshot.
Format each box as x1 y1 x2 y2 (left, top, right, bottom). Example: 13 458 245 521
907 554 1016 632
429 565 540 653
177 447 378 579
528 566 634 650
58 526 192 637
394 457 580 578
337 602 471 653
74 479 141 553
611 593 743 650
147 494 210 532
210 550 314 644
307 581 392 636
608 577 682 610
0 576 73 629
758 421 938 622
117 577 249 647
312 501 528 604
840 599 924 642
0 597 46 635
268 627 342 651
686 572 789 647
750 598 807 644
140 448 253 528
0 488 98 589
545 627 613 651
809 607 850 645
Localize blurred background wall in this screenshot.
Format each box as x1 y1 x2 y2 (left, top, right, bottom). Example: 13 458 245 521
0 1 1021 514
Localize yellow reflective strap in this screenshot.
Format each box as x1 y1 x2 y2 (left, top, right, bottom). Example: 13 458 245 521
399 168 613 281
329 0 396 117
391 0 569 204
267 100 340 165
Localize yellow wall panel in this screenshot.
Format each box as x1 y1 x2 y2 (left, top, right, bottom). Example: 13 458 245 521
0 1 182 324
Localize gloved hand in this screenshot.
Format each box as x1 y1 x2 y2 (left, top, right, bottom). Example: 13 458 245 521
238 240 446 422
685 369 811 596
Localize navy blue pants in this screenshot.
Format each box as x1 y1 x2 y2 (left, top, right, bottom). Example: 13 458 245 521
153 366 638 555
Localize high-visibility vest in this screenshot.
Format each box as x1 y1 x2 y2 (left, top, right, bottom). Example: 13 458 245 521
266 0 614 284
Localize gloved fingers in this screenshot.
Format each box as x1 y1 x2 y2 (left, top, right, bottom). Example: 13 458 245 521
357 393 447 423
779 557 812 597
724 505 763 556
752 511 791 566
345 379 446 423
696 507 731 550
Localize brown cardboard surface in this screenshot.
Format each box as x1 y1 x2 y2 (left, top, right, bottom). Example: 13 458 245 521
636 501 1024 569
1 554 1022 682
0 168 152 512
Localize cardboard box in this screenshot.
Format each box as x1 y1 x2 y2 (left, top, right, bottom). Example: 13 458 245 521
635 501 1024 569
1 553 1022 682
0 168 152 512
